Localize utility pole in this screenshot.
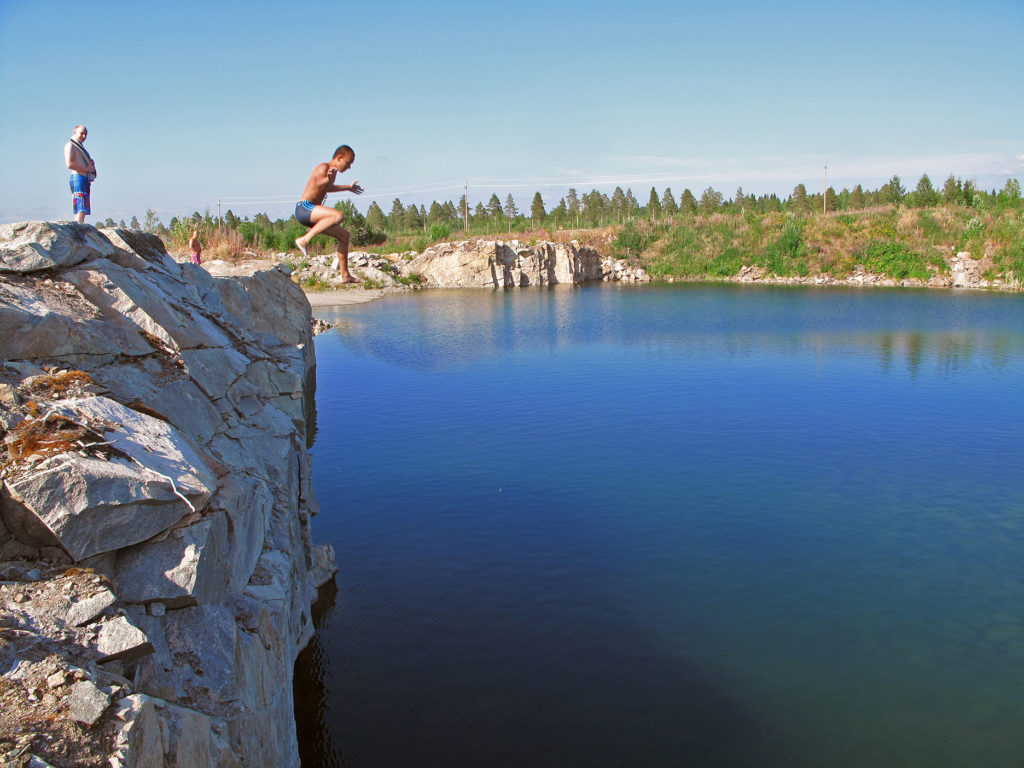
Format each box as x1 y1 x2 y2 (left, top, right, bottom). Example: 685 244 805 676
464 181 468 232
823 161 828 214
218 199 222 225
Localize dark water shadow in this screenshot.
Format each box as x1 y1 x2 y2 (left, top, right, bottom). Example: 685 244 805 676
294 580 794 768
295 580 346 767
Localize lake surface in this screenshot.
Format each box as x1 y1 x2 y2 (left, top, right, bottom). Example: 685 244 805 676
295 283 1024 768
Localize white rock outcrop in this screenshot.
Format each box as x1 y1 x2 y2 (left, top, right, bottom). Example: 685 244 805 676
402 239 620 287
0 221 334 767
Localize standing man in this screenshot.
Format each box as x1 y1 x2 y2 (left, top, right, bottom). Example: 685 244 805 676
64 125 96 223
294 144 363 284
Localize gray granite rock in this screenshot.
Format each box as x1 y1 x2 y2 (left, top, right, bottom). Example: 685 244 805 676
2 397 217 561
95 615 154 664
70 679 111 726
115 516 228 608
0 225 324 768
66 587 117 626
0 221 119 273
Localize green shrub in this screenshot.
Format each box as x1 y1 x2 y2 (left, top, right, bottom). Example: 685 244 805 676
611 222 658 260
353 227 387 247
758 216 806 275
861 240 932 280
917 211 944 239
428 223 451 243
869 213 898 240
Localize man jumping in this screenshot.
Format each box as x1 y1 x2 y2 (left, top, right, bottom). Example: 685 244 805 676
294 144 364 284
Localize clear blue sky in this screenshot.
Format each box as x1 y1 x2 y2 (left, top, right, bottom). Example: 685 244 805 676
1 0 1021 225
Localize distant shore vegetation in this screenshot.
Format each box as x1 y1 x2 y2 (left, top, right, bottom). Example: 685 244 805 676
118 173 1022 286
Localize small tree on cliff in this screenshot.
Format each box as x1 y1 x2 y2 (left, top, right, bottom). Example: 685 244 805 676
611 187 626 223
679 189 697 216
366 201 387 232
698 187 723 215
647 187 662 221
881 175 906 205
530 192 545 224
566 188 581 227
661 188 678 216
790 184 809 213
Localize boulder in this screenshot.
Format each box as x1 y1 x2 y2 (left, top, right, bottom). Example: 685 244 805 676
95 615 154 664
69 679 111 726
112 694 167 768
115 516 228 608
157 605 239 715
0 277 155 361
66 587 117 626
403 239 605 288
0 221 119 273
2 397 217 561
310 543 337 589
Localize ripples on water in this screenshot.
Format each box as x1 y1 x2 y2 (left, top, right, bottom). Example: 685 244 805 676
297 284 1024 768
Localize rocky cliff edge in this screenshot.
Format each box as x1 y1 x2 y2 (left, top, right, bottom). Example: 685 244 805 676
0 221 335 767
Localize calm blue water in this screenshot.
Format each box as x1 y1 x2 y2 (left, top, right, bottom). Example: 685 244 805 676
295 284 1024 768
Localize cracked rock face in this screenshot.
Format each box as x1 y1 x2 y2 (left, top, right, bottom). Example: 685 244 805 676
1 222 336 768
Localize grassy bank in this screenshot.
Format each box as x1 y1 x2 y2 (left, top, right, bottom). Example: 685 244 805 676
609 205 1024 286
156 200 1022 289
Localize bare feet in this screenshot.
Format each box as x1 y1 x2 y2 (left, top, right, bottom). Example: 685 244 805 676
339 275 361 284
295 238 308 257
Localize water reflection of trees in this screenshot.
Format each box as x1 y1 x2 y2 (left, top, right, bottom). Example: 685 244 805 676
314 286 1024 378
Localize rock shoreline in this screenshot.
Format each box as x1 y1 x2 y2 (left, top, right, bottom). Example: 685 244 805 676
280 239 1016 303
1 221 334 767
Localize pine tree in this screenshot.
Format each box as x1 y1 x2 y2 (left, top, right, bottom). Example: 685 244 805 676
1000 177 1022 203
942 175 961 204
647 187 661 220
130 215 140 229
961 179 976 207
403 203 421 231
790 184 808 213
530 192 545 222
661 188 678 216
582 189 608 225
881 175 906 205
503 193 519 218
679 189 697 215
566 188 581 225
913 174 938 207
143 208 160 233
734 187 746 211
850 184 865 209
390 198 405 222
611 187 626 222
698 187 723 215
487 194 503 219
624 189 638 215
366 201 387 231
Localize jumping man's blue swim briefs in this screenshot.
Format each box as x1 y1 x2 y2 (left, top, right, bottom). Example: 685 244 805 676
295 200 316 227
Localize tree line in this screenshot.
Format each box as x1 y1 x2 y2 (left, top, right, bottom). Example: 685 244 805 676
119 172 1021 257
